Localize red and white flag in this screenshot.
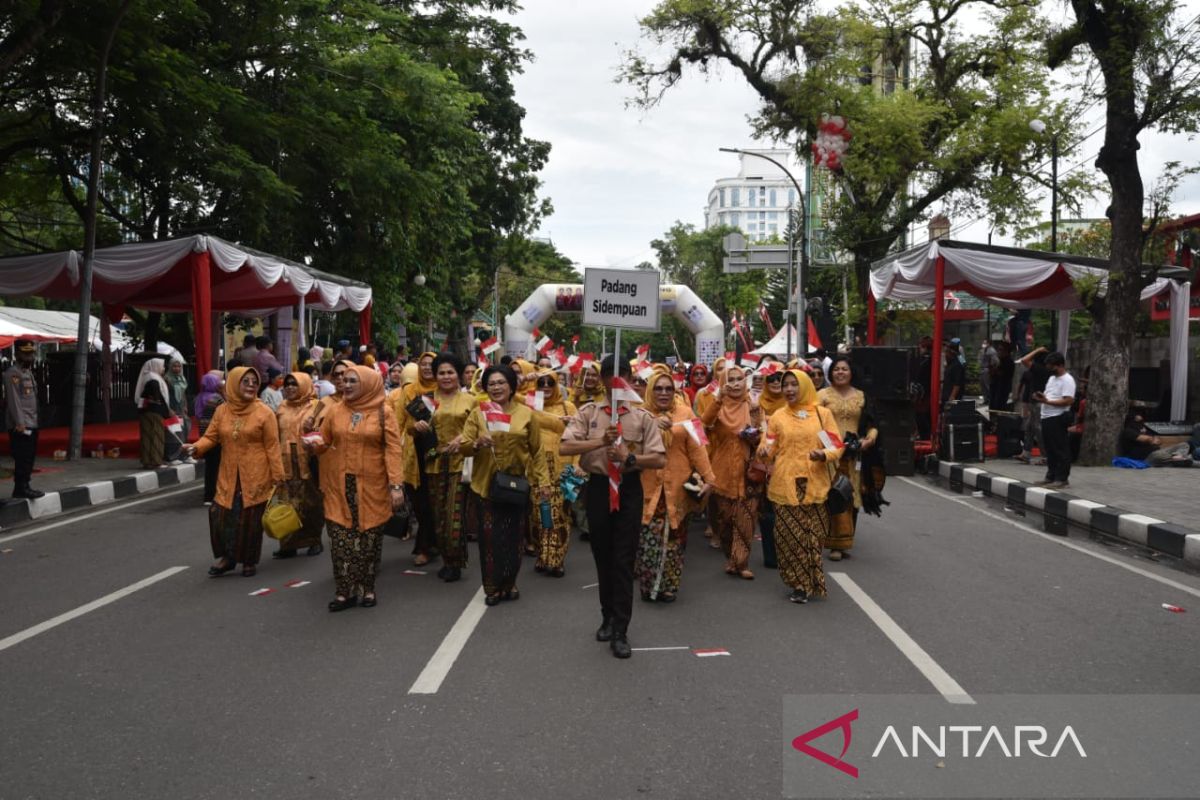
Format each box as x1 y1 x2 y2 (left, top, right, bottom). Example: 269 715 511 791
477 353 490 370
676 417 709 447
704 379 720 398
566 354 581 373
480 336 501 355
724 351 736 362
550 346 566 369
635 360 655 381
163 416 184 434
533 327 552 354
740 353 762 370
571 334 580 350
760 361 782 376
635 343 650 360
807 318 823 351
607 423 624 511
610 377 643 406
484 409 512 433
525 390 545 411
421 395 438 415
579 352 596 371
817 429 845 451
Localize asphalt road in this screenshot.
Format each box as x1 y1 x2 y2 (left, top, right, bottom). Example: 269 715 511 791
2 475 1198 799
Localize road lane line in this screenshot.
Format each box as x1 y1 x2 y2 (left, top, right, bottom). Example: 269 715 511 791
0 566 188 653
829 572 975 706
408 587 488 695
898 476 1200 600
0 484 201 545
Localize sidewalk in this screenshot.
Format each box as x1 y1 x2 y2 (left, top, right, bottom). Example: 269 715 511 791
930 455 1200 567
0 455 203 529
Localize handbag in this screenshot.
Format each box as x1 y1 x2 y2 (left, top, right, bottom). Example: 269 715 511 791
263 491 303 541
489 470 531 506
406 394 433 423
745 458 770 484
816 405 855 516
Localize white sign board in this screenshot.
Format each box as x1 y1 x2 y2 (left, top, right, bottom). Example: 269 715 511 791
582 268 661 332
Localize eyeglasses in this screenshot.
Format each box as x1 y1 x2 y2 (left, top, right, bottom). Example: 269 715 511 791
537 379 553 388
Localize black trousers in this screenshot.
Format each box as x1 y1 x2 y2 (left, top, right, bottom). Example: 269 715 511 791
585 473 642 635
1041 414 1071 483
7 428 37 488
203 444 221 502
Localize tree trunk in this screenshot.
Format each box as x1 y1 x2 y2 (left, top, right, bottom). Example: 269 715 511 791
1077 56 1145 465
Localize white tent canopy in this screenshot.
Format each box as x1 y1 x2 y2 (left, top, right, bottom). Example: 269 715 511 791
751 323 818 356
0 307 132 350
870 240 1193 421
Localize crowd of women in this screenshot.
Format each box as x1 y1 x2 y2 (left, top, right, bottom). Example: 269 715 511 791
179 343 889 612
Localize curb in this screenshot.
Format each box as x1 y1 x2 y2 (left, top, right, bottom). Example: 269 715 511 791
933 459 1200 569
0 462 203 530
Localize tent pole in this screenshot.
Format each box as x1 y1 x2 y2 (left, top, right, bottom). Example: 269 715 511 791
190 250 213 376
1169 281 1189 421
867 292 877 345
931 255 946 445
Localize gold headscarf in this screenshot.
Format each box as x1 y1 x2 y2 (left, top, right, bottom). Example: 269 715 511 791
400 362 419 386
643 371 678 448
414 352 438 395
759 370 788 416
534 368 565 408
223 366 262 417
571 361 604 406
344 365 386 412
284 372 314 407
785 369 819 413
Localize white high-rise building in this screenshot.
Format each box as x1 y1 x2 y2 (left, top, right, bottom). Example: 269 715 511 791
705 149 800 242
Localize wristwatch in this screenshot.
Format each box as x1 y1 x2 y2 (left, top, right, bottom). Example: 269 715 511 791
624 452 637 469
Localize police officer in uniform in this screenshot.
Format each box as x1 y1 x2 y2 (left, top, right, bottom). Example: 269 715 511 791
5 339 44 499
561 355 666 659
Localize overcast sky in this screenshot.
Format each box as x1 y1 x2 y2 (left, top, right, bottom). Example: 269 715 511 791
507 1 1200 271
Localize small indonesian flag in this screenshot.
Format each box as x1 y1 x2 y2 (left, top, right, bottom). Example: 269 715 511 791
302 431 324 446
477 353 490 370
807 318 823 351
163 415 184 434
693 648 731 657
740 353 762 369
481 336 501 355
525 390 545 411
635 361 655 381
817 429 845 450
610 377 643 406
674 377 685 390
635 343 650 359
566 354 581 374
571 334 580 349
704 379 720 398
724 351 736 362
533 327 552 354
421 395 438 415
484 406 512 433
550 346 566 369
580 352 596 371
677 417 709 447
249 588 274 597
760 361 782 376
284 579 311 588
1162 603 1187 613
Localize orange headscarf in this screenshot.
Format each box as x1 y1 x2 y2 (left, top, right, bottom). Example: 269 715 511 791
224 366 262 417
717 364 752 431
284 371 314 407
344 365 386 412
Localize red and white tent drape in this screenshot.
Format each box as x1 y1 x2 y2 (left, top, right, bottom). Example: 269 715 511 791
868 240 1192 437
0 235 372 376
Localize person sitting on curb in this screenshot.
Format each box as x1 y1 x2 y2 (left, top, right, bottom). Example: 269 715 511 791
1118 412 1194 467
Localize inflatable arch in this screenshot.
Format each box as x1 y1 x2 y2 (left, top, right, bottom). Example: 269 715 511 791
504 283 725 365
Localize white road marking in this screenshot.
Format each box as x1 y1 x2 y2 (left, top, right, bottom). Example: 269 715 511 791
0 566 188 653
830 572 975 705
0 483 201 545
408 587 488 695
631 646 691 652
898 476 1200 600
581 582 599 590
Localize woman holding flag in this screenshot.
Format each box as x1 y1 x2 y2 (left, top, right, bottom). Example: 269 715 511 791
757 362 788 570
758 369 843 604
272 372 325 560
184 366 285 578
426 353 477 583
527 369 577 577
636 369 716 602
700 363 762 579
692 356 726 418
457 364 551 605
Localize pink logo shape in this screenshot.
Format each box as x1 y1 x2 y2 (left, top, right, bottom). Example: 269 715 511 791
791 708 859 779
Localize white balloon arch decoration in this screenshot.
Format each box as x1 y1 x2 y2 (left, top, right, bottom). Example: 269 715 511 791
503 283 725 365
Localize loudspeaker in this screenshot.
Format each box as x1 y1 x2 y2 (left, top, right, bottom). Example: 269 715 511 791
993 412 1023 458
851 347 914 401
940 422 984 463
881 435 915 476
873 400 916 438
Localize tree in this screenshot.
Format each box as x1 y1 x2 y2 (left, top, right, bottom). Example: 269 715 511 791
1047 0 1200 464
621 0 1086 304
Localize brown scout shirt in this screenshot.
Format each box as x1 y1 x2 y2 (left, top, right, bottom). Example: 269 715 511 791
562 400 666 476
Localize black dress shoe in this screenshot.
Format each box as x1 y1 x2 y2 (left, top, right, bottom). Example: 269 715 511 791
548 567 564 578
306 543 324 556
437 566 450 580
444 567 461 583
610 634 632 659
272 549 297 559
328 596 358 612
595 620 614 642
484 593 501 606
12 485 44 499
361 595 377 608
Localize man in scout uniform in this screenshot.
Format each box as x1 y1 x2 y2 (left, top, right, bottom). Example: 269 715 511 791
5 339 44 499
560 355 666 659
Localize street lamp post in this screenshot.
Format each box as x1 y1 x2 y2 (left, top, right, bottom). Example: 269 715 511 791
1030 118 1059 338
719 147 809 357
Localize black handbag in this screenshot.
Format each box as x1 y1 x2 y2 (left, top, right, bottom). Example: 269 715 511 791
489 470 530 506
406 394 433 423
826 472 854 516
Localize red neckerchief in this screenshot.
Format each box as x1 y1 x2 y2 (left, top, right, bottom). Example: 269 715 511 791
601 405 630 417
